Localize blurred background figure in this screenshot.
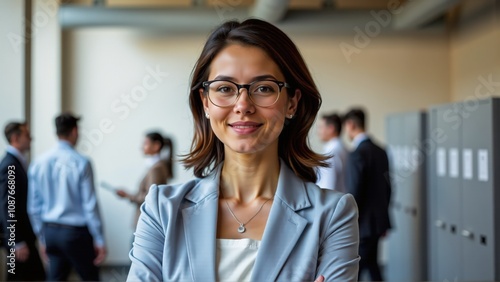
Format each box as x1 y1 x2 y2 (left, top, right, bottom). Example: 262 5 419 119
115 132 174 228
343 108 391 281
0 122 45 281
27 113 106 281
315 112 348 192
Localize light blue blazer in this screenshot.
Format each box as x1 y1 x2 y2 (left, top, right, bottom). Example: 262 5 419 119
128 160 360 281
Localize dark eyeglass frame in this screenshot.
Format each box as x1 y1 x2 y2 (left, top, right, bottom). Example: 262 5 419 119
202 79 291 108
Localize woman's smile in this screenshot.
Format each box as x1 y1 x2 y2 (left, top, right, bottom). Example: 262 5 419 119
228 121 263 135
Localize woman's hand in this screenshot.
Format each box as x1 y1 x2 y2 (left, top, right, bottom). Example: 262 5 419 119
314 275 325 282
15 245 30 262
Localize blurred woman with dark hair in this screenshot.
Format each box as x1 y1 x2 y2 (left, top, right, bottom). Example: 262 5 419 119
116 132 174 227
128 19 359 282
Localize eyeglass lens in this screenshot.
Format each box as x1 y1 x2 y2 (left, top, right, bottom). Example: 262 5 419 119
207 80 281 107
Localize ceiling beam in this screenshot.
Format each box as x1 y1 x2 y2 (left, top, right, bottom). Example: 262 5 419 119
392 0 461 30
59 5 440 33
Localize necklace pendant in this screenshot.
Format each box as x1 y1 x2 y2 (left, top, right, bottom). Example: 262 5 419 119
237 224 246 233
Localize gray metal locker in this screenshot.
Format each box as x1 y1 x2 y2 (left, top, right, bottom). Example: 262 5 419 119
386 113 405 281
433 103 463 281
427 108 439 281
427 97 500 281
404 112 427 281
386 111 427 281
460 98 498 280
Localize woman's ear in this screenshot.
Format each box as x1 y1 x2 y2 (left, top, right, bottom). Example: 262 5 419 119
199 89 209 112
287 89 302 116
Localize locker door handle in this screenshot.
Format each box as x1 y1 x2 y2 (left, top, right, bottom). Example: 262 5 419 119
435 220 445 229
461 230 473 239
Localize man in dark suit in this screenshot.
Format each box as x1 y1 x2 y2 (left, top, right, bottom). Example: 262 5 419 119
0 122 45 281
343 108 391 281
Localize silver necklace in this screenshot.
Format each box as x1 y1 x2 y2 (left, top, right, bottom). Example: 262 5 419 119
224 198 273 233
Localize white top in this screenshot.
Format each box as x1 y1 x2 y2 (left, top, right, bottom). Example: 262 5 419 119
144 153 161 169
316 137 348 192
216 238 261 282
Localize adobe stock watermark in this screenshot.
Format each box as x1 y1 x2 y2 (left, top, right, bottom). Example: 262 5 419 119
211 0 246 21
339 0 415 63
5 165 18 275
441 74 500 130
7 0 61 54
385 73 500 185
77 65 169 155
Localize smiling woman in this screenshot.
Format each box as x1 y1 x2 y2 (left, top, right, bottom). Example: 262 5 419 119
127 19 360 282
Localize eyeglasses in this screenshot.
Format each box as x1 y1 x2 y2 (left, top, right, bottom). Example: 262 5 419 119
202 79 291 108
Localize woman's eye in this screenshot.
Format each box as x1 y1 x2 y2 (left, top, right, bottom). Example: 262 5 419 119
255 86 274 93
217 86 233 93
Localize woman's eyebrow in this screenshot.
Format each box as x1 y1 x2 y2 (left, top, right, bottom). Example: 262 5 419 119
212 75 235 81
212 74 278 82
252 75 278 81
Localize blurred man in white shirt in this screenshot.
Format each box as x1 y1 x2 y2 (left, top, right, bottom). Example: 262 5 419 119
316 113 348 192
28 113 106 281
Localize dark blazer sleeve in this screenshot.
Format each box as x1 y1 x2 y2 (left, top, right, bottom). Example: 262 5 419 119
383 151 392 210
346 150 365 207
0 157 9 245
0 154 33 246
348 141 392 238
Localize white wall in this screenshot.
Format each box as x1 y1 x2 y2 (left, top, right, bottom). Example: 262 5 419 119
31 0 62 157
63 27 450 264
0 0 25 152
450 6 500 101
0 0 25 278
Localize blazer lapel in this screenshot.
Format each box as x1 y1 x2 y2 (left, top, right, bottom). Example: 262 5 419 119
182 168 221 282
251 160 311 281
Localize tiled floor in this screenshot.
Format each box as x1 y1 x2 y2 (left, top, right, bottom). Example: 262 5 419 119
101 265 131 281
64 265 130 281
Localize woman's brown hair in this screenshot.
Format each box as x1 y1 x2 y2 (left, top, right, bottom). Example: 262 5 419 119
181 19 327 182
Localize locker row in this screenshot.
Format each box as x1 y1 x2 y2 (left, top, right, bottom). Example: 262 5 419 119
385 97 500 281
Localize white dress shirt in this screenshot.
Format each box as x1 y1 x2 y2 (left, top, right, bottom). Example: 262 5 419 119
27 141 105 246
316 137 348 192
6 145 27 170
